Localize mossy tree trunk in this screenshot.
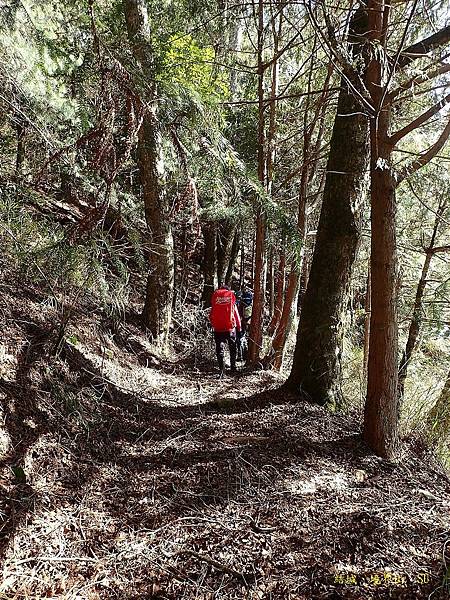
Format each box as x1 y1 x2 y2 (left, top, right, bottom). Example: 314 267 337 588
285 5 370 408
123 0 174 345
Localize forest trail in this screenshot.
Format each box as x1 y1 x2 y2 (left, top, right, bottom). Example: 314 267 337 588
1 285 450 599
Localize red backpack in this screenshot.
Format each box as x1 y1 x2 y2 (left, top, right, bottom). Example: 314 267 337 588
210 288 238 332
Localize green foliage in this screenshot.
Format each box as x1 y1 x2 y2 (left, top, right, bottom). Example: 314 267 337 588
0 186 137 327
159 34 228 102
11 465 26 484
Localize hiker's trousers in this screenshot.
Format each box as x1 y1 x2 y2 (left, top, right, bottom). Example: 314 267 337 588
214 330 237 371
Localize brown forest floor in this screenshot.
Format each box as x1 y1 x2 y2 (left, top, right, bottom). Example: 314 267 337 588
1 283 450 599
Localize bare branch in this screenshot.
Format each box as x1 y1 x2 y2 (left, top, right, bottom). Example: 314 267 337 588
428 245 450 255
398 25 450 70
220 86 340 106
396 116 450 185
306 1 375 114
389 62 450 100
379 0 419 110
389 92 450 145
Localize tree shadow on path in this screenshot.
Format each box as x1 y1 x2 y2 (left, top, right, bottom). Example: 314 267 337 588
0 319 53 557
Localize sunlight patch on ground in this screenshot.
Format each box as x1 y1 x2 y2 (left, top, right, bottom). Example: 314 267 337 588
0 344 17 382
284 472 349 495
0 403 11 458
23 435 74 491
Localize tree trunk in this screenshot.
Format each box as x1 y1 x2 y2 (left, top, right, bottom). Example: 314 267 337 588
201 221 216 307
250 232 255 287
363 0 399 459
363 129 399 459
362 0 450 458
267 247 275 319
216 221 235 286
225 229 240 286
363 265 371 379
267 270 299 370
265 189 307 370
139 113 174 343
248 210 266 363
247 0 266 365
297 245 310 315
15 120 26 177
123 0 174 345
398 202 446 400
267 249 285 336
285 5 370 408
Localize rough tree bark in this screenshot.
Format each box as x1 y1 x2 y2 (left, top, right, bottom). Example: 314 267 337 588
285 5 370 407
363 265 371 379
123 0 174 345
267 248 275 317
363 4 450 459
363 0 400 460
363 112 399 459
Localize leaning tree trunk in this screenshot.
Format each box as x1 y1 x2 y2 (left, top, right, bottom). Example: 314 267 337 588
15 119 26 177
267 249 285 336
123 0 174 345
285 5 370 408
265 188 307 370
398 202 446 400
225 229 240 286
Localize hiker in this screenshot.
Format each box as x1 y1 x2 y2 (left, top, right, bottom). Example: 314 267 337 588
209 284 241 376
235 287 253 362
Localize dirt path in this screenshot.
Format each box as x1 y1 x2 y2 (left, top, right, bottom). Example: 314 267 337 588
1 295 450 599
